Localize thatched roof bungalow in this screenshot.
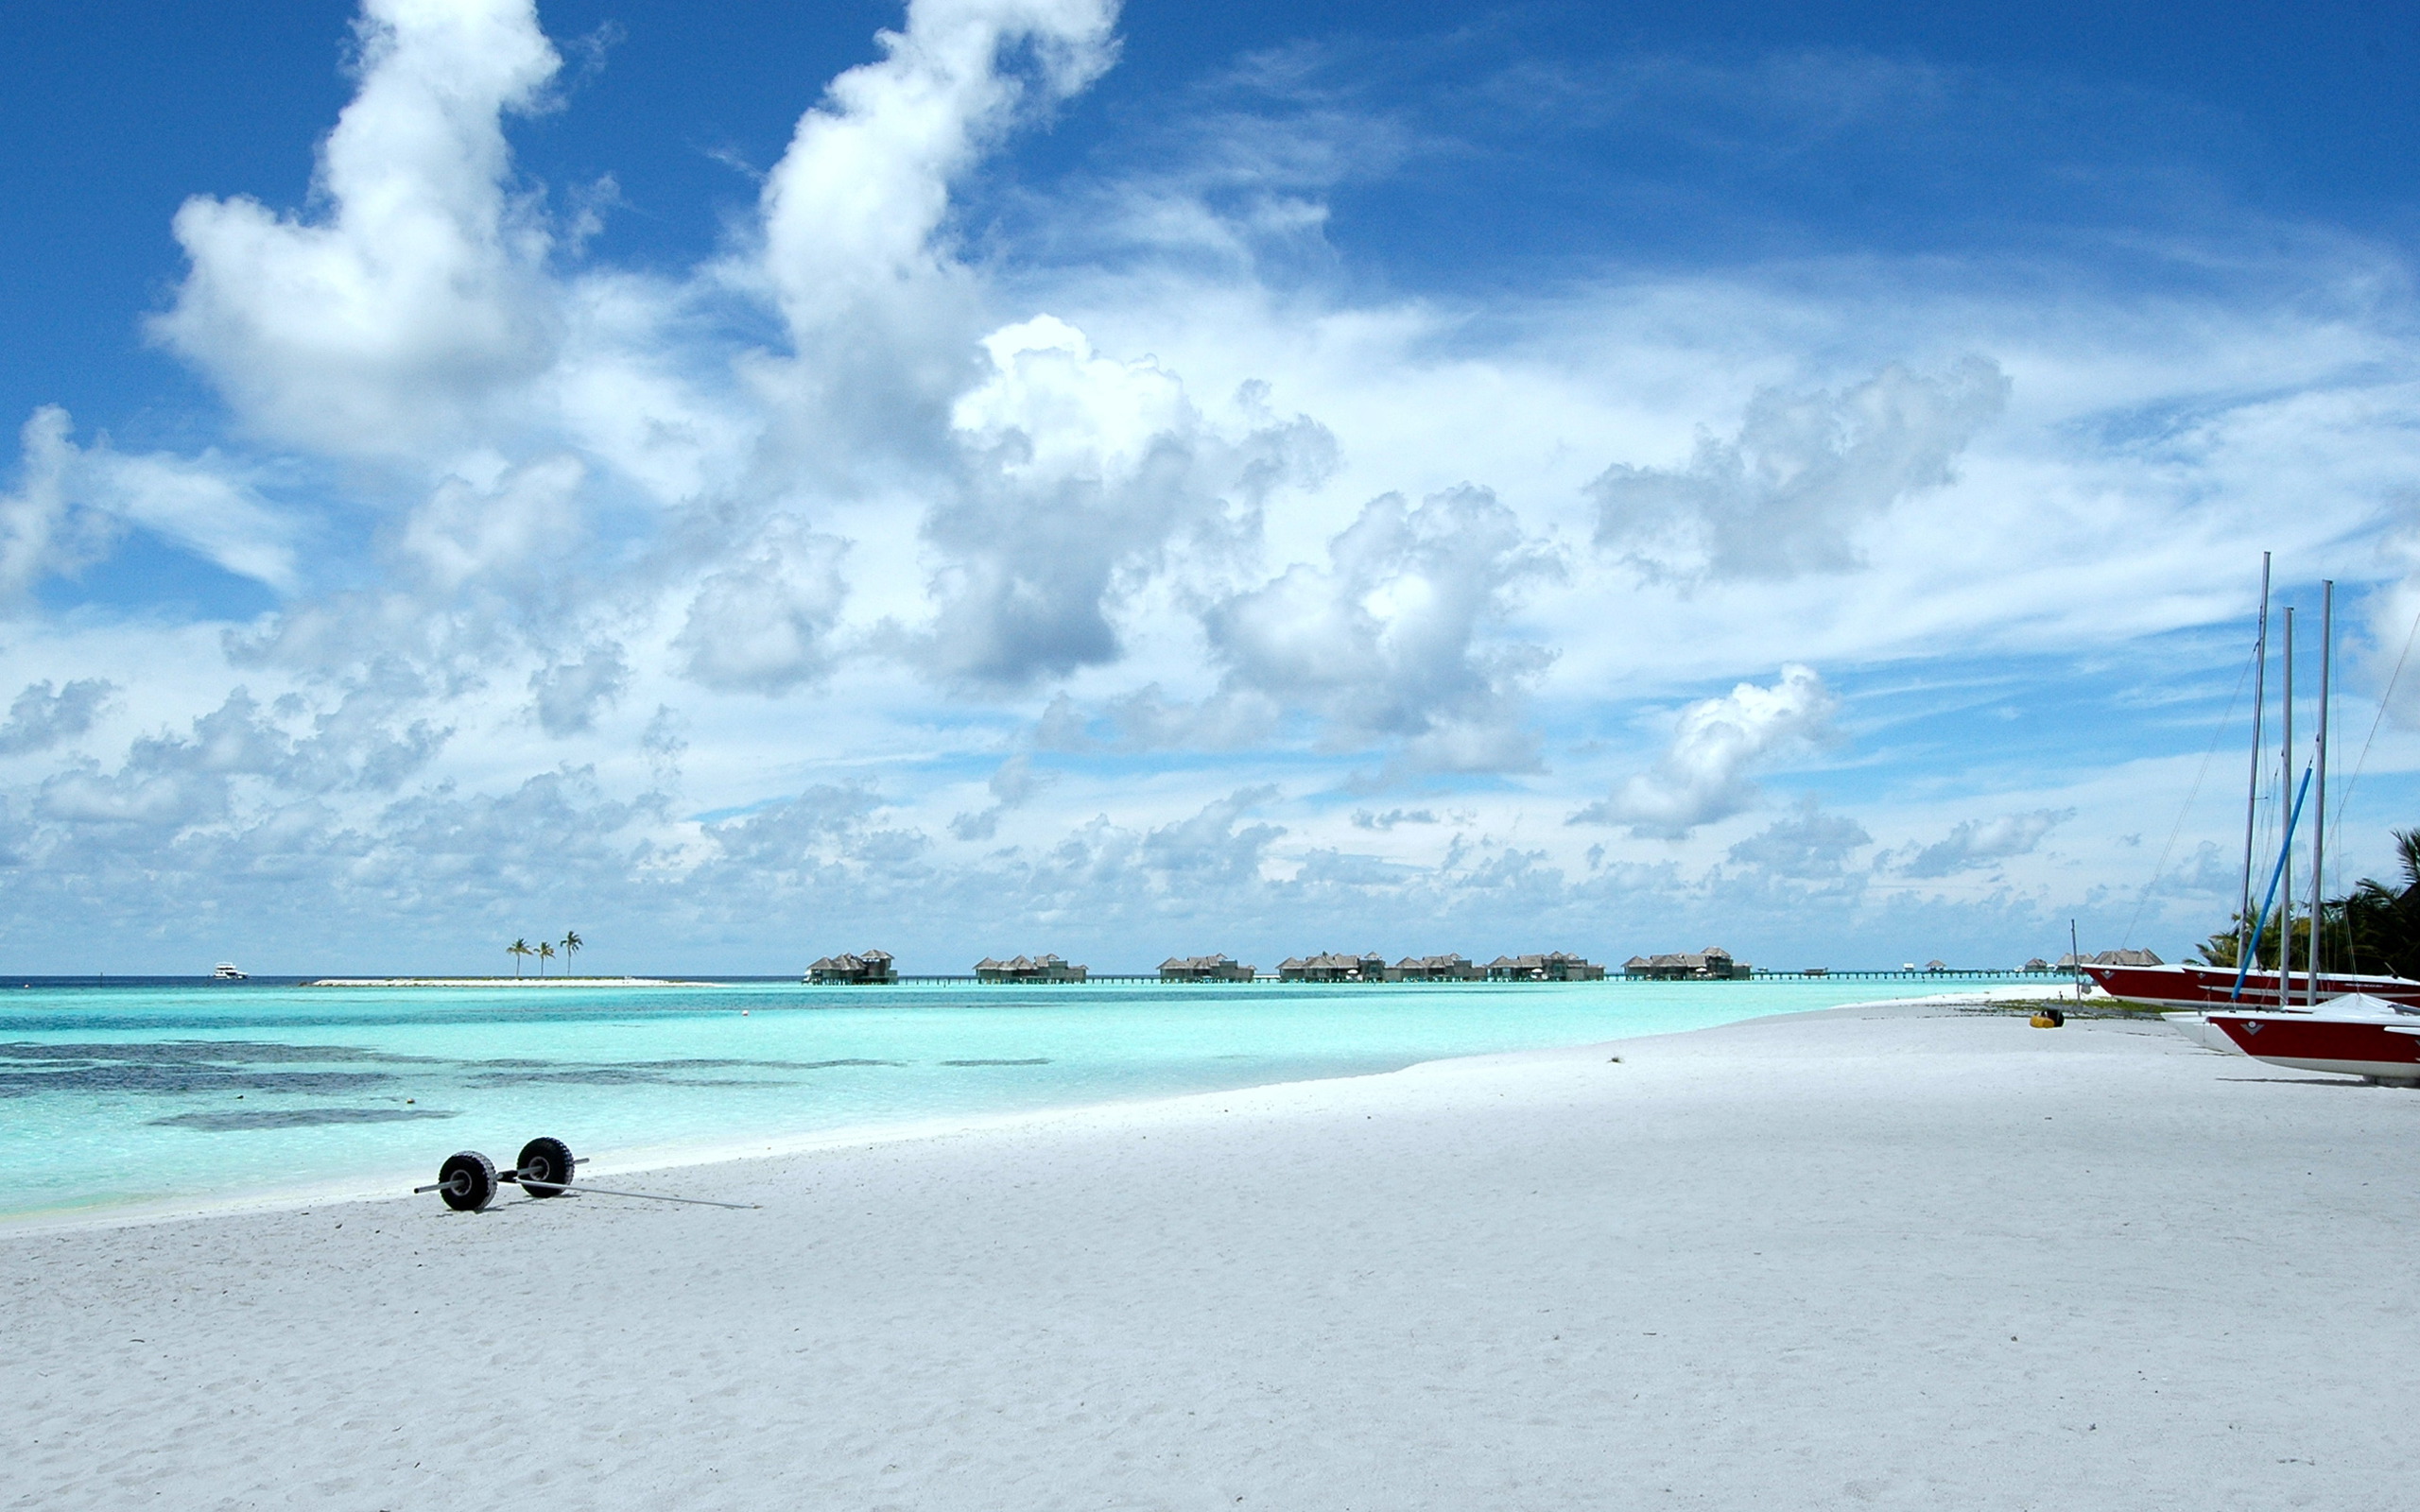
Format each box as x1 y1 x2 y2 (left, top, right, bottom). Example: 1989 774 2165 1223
1278 952 1388 983
1387 954 1480 982
1485 952 1608 982
1621 947 1748 980
806 949 896 985
1160 954 1255 982
976 954 1087 983
2052 948 2162 970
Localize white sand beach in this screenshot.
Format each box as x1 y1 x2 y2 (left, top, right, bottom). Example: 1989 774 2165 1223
9 1000 2415 1509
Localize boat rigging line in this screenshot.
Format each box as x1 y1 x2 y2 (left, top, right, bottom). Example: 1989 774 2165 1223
2231 763 2312 1003
2280 607 2296 992
2121 638 2255 949
2238 552 2270 969
2328 581 2420 837
2308 582 2332 1006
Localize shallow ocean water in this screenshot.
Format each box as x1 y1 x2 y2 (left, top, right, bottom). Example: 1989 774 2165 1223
0 976 1962 1219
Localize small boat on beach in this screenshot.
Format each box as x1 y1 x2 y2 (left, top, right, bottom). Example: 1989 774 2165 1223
212 962 246 980
2086 960 2420 1011
2117 558 2420 1024
2206 993 2420 1086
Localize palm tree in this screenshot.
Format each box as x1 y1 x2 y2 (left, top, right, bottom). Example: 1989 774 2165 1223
2339 827 2420 979
2213 826 2420 978
560 930 582 977
509 938 533 978
538 940 556 977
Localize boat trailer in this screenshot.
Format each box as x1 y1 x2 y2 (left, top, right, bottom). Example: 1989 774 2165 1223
414 1137 756 1211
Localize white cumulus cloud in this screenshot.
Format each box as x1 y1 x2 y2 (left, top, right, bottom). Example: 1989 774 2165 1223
1896 807 2076 877
401 453 585 593
0 408 92 608
756 0 1118 341
1590 356 2009 581
1205 485 1554 766
674 521 852 694
1571 664 1837 838
528 643 631 737
0 679 115 756
925 315 1335 682
154 0 564 456
1 406 298 598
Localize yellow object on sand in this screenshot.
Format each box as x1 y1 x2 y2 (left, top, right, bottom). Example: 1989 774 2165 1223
2029 1013 2063 1029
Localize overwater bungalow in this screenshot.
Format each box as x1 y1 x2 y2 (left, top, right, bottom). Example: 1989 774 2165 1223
1388 954 1480 982
1160 954 1255 982
1278 952 1388 983
806 949 897 985
1484 952 1608 982
1620 947 1747 980
976 954 1087 983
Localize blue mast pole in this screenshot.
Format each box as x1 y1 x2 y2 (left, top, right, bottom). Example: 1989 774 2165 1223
2231 764 2312 1004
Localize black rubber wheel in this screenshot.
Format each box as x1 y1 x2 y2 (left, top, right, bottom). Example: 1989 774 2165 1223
516 1136 575 1197
438 1150 497 1211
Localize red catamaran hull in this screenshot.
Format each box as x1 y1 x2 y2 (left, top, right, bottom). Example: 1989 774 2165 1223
2083 963 2420 1011
2206 1012 2420 1084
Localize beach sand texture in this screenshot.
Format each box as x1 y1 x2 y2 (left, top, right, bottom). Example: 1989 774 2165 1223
7 1002 2413 1509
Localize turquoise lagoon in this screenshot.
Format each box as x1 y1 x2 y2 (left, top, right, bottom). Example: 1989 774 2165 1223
0 976 1963 1220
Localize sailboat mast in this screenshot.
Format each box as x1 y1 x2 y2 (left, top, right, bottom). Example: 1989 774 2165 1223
2279 606 2294 990
2309 581 2332 1006
2238 553 2270 971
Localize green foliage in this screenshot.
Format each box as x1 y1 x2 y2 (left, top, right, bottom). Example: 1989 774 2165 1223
2202 910 2342 971
2197 827 2420 977
2337 828 2420 979
504 933 584 981
2209 828 2420 979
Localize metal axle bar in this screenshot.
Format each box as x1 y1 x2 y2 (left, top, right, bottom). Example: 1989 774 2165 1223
412 1156 591 1196
517 1177 756 1210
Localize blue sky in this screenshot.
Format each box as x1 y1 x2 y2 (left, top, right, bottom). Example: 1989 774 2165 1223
1 0 2415 973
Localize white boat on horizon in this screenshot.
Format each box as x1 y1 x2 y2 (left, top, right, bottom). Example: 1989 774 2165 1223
212 962 246 980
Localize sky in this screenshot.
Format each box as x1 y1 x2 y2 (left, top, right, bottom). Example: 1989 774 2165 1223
2 0 2417 975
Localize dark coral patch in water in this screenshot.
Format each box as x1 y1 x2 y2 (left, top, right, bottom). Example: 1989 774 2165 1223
0 1067 393 1097
468 1067 667 1086
0 1040 433 1098
150 1107 459 1131
468 1057 905 1086
0 1040 426 1065
620 1057 904 1071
